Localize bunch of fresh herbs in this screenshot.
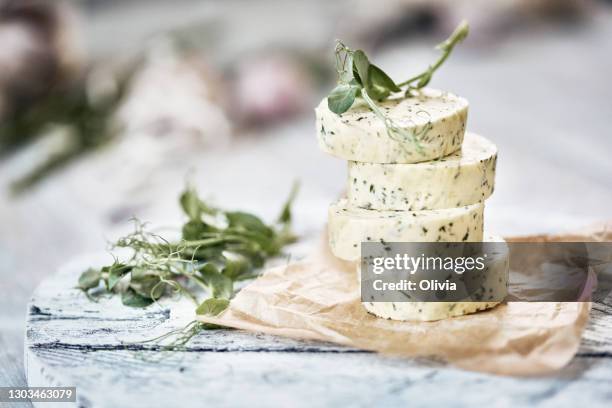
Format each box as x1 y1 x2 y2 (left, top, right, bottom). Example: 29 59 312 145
0 70 133 194
78 182 298 320
327 20 469 147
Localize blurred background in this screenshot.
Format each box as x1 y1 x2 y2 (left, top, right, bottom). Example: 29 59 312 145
1 0 611 388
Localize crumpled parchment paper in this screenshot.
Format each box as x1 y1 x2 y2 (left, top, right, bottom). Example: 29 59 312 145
198 223 612 376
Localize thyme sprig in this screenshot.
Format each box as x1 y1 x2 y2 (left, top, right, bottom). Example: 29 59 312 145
77 182 299 319
327 20 469 145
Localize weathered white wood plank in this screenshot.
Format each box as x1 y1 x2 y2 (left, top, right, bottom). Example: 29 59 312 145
0 336 32 408
580 299 612 356
0 250 34 408
24 256 612 407
25 348 612 408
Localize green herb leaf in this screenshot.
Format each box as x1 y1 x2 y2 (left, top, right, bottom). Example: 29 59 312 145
225 242 266 268
180 188 203 221
351 50 370 86
365 87 389 101
277 181 300 225
227 212 273 237
221 252 250 280
107 262 132 290
327 84 360 114
182 220 207 240
78 268 100 291
121 288 155 308
196 298 230 316
180 185 218 223
212 277 233 300
369 64 400 93
198 263 234 299
130 272 165 300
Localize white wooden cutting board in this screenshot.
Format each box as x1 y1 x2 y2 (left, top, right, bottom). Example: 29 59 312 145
24 254 612 408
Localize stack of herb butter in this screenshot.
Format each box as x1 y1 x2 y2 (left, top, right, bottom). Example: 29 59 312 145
315 24 508 321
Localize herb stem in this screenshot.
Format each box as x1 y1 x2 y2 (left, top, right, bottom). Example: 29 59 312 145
396 51 449 88
360 89 423 153
397 20 469 89
397 74 424 88
180 236 248 248
185 274 210 293
169 279 199 305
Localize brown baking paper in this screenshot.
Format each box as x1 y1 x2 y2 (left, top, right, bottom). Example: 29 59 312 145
198 223 612 376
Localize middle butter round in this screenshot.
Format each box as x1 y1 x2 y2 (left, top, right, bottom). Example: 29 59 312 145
347 132 497 211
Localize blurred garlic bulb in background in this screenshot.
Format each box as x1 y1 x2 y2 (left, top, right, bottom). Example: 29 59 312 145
118 38 231 149
230 54 315 127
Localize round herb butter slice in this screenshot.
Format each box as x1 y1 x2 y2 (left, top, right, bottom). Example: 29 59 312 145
362 300 500 322
347 132 497 211
328 199 484 261
359 234 508 321
315 88 468 164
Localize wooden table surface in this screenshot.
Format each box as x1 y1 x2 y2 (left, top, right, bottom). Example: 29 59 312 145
23 257 612 407
2 11 612 408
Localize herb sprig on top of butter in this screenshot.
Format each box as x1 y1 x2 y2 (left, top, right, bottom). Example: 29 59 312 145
327 21 469 147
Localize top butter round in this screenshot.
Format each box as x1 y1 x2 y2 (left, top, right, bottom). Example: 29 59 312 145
315 88 468 163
